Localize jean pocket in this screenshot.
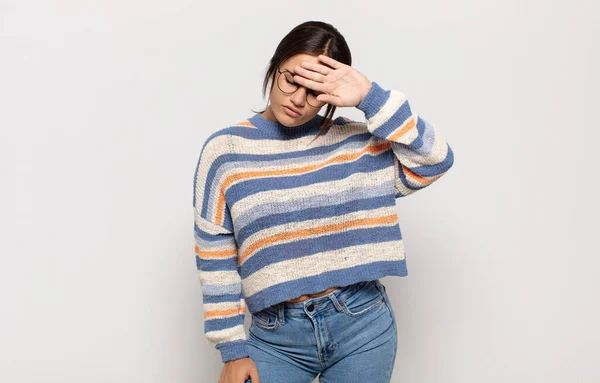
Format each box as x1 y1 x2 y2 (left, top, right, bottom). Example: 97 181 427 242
251 307 281 331
340 280 385 317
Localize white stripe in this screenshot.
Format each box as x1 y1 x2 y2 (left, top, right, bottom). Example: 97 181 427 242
205 324 247 344
199 269 241 286
238 205 399 261
231 165 393 218
243 240 405 296
365 90 409 133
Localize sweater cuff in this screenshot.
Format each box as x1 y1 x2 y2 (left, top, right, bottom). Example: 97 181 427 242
356 81 391 120
217 340 250 363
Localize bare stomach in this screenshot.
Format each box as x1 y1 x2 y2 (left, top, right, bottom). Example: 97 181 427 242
284 286 341 303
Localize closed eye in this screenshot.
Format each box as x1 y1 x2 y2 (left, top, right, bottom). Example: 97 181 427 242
283 71 322 96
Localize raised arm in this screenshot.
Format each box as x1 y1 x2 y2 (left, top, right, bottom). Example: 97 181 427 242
356 81 455 198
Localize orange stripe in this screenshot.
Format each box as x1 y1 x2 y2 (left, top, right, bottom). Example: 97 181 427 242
401 164 444 185
237 213 398 265
204 305 246 319
194 244 237 259
384 115 443 185
389 115 417 141
211 120 253 224
215 189 227 227
213 142 390 226
222 142 390 193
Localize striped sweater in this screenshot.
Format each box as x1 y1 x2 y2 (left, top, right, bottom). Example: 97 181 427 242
192 81 455 363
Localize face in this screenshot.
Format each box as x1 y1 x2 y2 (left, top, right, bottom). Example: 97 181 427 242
261 54 326 126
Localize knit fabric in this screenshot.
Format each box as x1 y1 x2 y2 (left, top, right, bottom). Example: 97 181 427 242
192 81 455 363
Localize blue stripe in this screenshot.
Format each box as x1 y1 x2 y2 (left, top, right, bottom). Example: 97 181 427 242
371 99 414 143
236 192 396 245
202 282 241 296
203 293 242 304
226 147 393 205
240 223 402 279
244 260 408 313
395 143 455 178
356 81 391 120
233 180 394 234
198 256 238 272
204 313 245 333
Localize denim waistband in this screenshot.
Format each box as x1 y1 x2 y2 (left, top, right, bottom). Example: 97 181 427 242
262 279 385 318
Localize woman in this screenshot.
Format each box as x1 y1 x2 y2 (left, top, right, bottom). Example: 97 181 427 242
193 21 454 383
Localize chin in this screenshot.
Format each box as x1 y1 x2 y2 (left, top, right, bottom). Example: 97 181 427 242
276 110 301 127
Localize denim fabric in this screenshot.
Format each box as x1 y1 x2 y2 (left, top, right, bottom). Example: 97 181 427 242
243 279 398 383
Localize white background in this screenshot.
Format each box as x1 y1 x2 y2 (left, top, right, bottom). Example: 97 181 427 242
2 1 599 382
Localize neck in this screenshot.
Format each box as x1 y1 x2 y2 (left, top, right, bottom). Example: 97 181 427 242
250 110 326 137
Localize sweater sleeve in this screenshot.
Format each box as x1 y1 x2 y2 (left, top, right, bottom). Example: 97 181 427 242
356 81 454 198
192 134 249 363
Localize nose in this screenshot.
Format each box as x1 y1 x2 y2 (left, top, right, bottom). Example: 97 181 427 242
290 86 307 107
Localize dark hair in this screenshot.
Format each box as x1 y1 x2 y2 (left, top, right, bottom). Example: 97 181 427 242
252 21 352 140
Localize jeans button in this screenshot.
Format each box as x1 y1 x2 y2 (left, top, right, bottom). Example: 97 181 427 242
307 303 314 311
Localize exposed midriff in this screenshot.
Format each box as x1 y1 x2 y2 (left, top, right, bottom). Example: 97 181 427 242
284 286 341 303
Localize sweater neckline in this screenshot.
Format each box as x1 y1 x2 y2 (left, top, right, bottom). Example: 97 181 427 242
248 112 329 136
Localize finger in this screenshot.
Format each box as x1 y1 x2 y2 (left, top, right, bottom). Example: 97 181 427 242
318 54 343 69
317 93 341 107
300 61 331 76
292 74 326 93
293 65 325 83
250 370 260 383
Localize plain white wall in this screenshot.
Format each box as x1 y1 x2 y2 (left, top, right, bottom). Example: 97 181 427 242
2 1 599 382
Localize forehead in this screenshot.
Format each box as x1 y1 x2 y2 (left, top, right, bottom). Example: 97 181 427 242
280 54 320 71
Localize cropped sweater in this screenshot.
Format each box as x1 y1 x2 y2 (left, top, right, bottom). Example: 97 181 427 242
192 81 455 363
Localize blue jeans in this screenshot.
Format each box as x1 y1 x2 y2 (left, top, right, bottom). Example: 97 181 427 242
243 279 398 383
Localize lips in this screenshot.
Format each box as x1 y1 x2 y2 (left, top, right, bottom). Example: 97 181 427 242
284 105 301 116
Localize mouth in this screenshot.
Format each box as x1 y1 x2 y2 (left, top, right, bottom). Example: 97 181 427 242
283 105 301 117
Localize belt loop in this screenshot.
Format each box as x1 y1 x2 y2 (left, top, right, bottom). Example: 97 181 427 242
328 290 345 312
277 303 285 325
374 279 386 295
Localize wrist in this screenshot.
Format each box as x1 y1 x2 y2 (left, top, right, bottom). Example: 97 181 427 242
356 81 389 119
361 82 373 101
